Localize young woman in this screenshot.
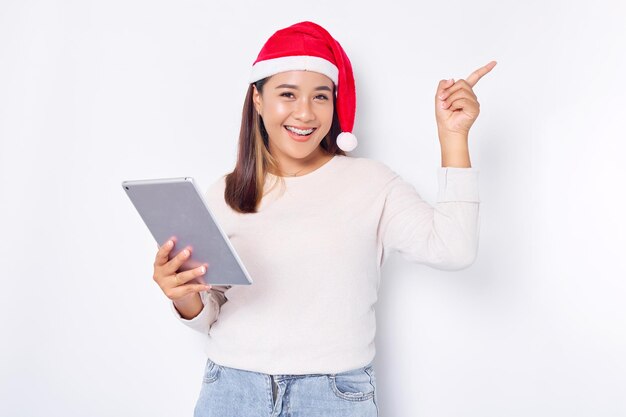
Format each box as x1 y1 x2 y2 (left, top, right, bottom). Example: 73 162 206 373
152 21 495 417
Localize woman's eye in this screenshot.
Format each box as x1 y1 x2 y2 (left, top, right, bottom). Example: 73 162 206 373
279 92 329 100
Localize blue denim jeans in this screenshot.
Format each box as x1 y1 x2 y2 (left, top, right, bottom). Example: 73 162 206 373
194 357 379 417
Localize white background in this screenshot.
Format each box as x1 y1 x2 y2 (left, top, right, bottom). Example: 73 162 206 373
1 0 625 416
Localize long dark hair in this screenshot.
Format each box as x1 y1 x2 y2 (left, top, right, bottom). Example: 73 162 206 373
223 77 346 213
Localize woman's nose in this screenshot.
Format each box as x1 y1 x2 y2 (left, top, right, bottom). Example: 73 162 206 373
293 99 315 121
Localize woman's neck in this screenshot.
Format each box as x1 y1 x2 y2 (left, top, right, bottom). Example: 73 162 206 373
271 149 334 177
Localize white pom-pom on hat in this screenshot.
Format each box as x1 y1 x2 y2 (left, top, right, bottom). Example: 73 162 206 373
337 132 358 152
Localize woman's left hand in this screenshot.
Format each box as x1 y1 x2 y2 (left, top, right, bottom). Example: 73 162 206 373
435 60 497 139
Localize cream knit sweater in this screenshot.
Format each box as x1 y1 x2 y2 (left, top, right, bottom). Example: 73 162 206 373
171 154 481 374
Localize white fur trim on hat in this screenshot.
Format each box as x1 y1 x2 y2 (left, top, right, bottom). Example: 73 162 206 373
249 55 339 85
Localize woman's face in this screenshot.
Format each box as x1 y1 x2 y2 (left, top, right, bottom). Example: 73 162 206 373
253 70 335 162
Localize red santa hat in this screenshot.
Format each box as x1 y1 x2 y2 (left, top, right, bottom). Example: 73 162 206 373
248 21 358 152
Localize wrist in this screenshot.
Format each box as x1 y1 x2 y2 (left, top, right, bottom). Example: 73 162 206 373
173 293 204 320
438 130 468 144
440 145 471 168
174 292 201 308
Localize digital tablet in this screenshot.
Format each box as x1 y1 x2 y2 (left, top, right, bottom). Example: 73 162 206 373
122 177 253 286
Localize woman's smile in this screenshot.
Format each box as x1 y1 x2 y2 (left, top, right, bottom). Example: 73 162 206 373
284 125 317 142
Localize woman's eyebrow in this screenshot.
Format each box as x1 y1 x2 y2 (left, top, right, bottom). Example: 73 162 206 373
275 84 332 92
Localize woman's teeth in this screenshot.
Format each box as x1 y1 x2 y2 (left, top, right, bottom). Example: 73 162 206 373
285 126 315 136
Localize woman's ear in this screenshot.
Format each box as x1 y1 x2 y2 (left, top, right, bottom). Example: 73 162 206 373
252 85 262 114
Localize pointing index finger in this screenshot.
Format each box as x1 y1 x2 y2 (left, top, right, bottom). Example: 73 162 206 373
466 60 497 87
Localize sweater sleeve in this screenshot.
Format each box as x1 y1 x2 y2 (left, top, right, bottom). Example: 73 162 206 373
378 166 481 270
170 286 229 334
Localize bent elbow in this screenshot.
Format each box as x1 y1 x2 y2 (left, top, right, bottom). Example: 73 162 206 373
437 248 478 271
452 250 479 270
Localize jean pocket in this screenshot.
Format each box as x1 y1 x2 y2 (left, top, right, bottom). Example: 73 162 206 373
202 357 222 384
328 364 375 402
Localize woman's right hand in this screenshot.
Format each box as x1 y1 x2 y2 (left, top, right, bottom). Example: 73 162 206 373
153 238 212 302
